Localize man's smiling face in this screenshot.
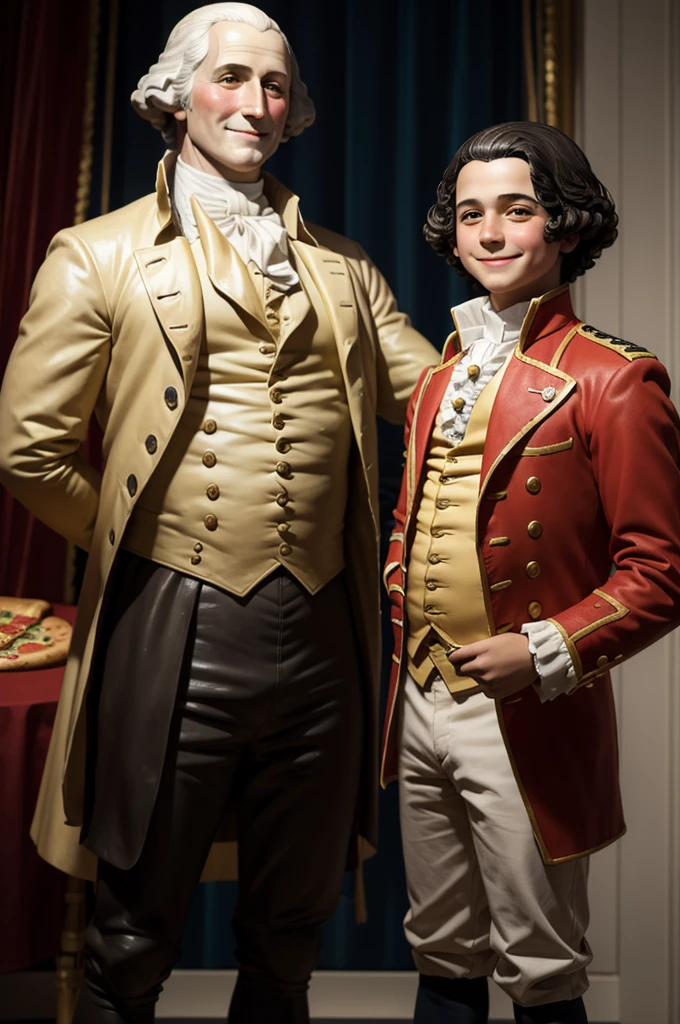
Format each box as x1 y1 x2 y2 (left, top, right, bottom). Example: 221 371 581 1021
175 21 290 181
453 157 577 310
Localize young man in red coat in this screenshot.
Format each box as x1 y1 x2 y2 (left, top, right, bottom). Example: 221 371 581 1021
382 122 680 1024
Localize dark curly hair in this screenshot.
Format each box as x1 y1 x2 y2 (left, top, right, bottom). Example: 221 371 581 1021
424 121 618 284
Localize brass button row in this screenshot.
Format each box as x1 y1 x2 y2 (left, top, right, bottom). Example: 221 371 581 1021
204 514 218 531
203 450 216 468
203 419 217 435
272 413 285 429
276 461 291 478
525 561 541 579
526 475 541 494
527 520 543 539
206 483 219 500
527 601 542 619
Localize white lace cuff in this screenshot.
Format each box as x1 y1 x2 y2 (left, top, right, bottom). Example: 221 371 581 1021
521 620 577 702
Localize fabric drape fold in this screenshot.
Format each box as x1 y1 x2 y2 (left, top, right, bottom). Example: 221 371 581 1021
0 0 94 599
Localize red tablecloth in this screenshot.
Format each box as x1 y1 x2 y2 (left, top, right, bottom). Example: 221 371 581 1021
0 603 76 973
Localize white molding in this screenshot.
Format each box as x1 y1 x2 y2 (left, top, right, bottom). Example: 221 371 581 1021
667 1 680 1021
578 1 680 1022
0 969 619 1021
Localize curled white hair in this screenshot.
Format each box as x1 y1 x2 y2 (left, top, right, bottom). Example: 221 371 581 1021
131 2 316 148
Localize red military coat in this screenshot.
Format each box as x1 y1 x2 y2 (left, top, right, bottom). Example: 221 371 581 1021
382 284 680 863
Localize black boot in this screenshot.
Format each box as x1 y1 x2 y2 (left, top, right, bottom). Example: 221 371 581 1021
414 974 489 1023
228 971 310 1024
513 996 588 1024
72 957 156 1024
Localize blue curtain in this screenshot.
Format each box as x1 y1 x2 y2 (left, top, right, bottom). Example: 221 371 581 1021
93 0 524 970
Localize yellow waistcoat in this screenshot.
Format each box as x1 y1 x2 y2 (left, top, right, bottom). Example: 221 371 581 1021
122 209 352 596
406 361 507 692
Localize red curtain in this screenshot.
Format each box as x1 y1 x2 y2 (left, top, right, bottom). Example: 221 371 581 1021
0 0 93 600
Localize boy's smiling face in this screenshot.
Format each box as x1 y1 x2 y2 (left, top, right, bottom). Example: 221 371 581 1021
453 157 578 311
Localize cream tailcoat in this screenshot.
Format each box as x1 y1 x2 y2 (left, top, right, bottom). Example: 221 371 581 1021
0 160 438 882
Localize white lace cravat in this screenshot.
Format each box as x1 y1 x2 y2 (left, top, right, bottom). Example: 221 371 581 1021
440 296 530 445
172 156 299 293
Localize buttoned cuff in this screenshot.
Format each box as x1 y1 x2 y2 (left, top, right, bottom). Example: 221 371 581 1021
521 620 577 702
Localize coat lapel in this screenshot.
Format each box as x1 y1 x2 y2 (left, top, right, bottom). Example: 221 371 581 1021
479 289 578 496
406 355 463 516
479 349 576 497
134 237 204 386
191 200 271 330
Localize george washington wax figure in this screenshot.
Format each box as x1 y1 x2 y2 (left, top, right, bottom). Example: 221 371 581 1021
0 5 438 1021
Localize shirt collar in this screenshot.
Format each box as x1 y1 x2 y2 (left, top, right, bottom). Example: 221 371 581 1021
153 152 318 247
451 294 531 350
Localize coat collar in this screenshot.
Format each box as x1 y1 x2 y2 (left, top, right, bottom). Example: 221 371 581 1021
153 152 318 247
443 283 574 361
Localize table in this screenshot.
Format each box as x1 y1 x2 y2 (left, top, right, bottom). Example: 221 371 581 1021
0 603 76 974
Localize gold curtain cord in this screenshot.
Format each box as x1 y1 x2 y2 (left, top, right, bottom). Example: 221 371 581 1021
73 0 100 226
101 0 120 216
523 0 576 138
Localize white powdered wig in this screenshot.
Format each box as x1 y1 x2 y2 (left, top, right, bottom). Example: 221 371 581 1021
131 3 316 148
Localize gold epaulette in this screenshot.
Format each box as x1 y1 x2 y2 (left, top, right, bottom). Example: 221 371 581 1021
577 324 657 361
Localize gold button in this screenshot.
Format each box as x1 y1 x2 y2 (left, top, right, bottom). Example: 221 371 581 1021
277 522 290 534
259 344 276 355
526 476 541 494
527 520 543 539
276 492 289 506
276 439 291 454
428 553 441 564
191 555 202 565
452 396 466 412
439 476 454 485
204 514 218 531
467 364 481 381
597 655 609 668
279 543 292 557
525 561 541 579
203 419 217 435
436 499 449 510
202 450 216 468
206 483 220 501
270 388 283 404
194 542 203 553
426 581 438 591
272 413 285 429
528 601 542 619
276 461 291 477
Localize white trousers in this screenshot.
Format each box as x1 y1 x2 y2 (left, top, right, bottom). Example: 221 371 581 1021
398 673 591 1007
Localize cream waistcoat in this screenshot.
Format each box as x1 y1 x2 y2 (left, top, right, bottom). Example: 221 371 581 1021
406 359 509 692
123 214 352 596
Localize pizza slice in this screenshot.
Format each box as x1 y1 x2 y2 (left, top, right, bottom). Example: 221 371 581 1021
0 598 51 650
0 598 72 671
